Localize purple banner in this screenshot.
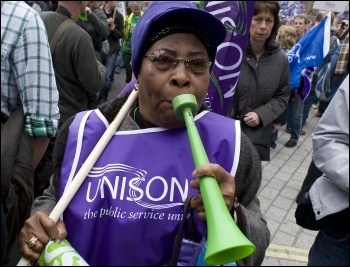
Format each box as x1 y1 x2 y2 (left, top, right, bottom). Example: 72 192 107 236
279 3 294 18
201 1 255 116
119 1 255 117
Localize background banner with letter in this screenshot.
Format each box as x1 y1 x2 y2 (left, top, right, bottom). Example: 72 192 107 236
193 1 255 116
119 1 255 116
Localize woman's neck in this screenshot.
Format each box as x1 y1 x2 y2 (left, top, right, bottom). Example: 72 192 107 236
250 40 266 59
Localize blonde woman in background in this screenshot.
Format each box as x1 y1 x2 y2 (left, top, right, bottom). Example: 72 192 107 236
276 25 297 52
271 25 297 149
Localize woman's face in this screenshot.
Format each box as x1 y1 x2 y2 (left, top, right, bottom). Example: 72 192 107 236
250 9 275 43
137 33 211 129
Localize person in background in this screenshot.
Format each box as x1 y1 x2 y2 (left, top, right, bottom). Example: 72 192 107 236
228 1 290 161
336 19 349 39
1 1 59 264
78 1 110 109
293 13 308 40
78 1 110 63
114 40 124 74
316 27 349 118
122 1 143 83
303 11 336 124
284 13 309 148
271 24 296 149
31 1 50 12
18 1 270 265
51 1 58 11
97 1 124 105
308 71 349 266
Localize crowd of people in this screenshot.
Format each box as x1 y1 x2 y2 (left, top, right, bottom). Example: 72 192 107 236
1 1 348 266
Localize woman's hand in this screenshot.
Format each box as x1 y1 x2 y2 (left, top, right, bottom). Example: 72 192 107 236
85 6 91 15
272 123 281 133
18 211 67 261
244 111 261 127
190 163 236 221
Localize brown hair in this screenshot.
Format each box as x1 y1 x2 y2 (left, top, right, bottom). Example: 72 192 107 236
87 1 100 9
254 1 280 39
315 10 335 24
293 13 309 25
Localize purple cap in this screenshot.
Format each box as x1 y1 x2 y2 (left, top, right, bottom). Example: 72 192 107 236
131 1 226 79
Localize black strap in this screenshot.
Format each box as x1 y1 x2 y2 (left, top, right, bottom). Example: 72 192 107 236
49 18 74 55
235 204 246 266
168 196 194 266
1 112 9 124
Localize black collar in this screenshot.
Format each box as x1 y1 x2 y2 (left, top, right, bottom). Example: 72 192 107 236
129 102 157 129
129 102 208 129
55 6 75 22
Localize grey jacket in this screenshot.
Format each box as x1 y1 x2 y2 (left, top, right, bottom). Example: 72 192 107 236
77 7 110 54
31 93 270 265
310 75 349 220
229 38 290 161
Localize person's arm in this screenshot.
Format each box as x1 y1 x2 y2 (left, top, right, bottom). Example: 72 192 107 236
235 133 270 266
89 7 110 39
312 75 349 190
29 137 50 169
13 6 59 169
15 8 60 139
19 116 75 262
110 12 124 40
30 114 76 215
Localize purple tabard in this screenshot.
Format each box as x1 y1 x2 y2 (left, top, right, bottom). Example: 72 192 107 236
59 109 241 265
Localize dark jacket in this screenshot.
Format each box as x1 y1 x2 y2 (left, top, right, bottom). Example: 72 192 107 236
104 9 124 54
229 38 290 161
77 6 110 56
36 1 50 11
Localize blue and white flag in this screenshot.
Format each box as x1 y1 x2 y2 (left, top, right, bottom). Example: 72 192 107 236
287 13 331 90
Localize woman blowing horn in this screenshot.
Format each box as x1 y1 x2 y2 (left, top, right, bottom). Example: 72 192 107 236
18 1 270 265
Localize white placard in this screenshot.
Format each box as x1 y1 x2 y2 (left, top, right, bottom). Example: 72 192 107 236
313 1 348 13
117 1 127 19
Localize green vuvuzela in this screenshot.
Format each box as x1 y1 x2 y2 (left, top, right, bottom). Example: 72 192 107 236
37 239 89 266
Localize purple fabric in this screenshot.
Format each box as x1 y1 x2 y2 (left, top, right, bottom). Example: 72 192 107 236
119 2 255 117
300 67 316 101
59 110 240 265
177 238 204 266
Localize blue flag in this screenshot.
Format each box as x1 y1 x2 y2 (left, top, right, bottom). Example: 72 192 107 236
287 13 331 89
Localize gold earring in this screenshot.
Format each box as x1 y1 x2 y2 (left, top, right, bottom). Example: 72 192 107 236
134 82 139 91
